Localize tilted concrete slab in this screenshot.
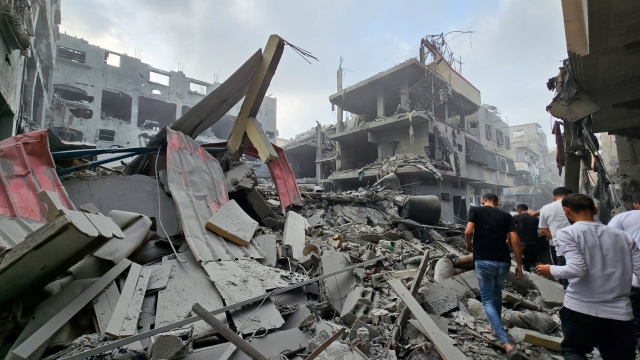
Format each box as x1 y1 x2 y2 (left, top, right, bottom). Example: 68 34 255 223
206 200 258 247
283 211 307 260
322 250 356 314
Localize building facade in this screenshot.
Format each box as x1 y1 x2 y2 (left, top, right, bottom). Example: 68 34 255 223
50 33 277 149
0 0 61 140
309 49 518 223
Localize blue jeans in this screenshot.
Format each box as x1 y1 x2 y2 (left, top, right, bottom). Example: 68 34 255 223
475 260 511 344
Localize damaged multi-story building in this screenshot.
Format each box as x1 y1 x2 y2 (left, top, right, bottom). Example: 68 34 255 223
0 0 61 140
504 123 554 209
286 38 519 223
48 33 278 152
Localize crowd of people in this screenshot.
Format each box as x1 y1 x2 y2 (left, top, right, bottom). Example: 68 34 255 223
464 187 640 360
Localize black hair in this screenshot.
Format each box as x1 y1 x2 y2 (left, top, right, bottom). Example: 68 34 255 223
632 193 640 205
517 204 529 212
561 194 596 214
482 193 499 204
553 187 573 197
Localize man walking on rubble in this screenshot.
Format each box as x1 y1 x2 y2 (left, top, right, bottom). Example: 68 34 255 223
607 193 640 351
465 193 523 360
536 194 640 359
513 204 545 272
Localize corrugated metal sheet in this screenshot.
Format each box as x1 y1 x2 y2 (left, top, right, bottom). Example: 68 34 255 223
0 130 75 222
0 215 44 249
165 129 265 262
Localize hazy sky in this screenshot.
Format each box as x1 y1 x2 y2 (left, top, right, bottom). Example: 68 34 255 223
59 0 568 143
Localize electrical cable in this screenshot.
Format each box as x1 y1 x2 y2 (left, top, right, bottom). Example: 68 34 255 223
155 146 186 263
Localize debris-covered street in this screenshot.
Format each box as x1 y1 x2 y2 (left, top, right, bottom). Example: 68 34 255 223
1 1 640 360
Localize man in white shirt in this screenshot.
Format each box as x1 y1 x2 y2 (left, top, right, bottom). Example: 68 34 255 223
608 193 640 351
537 194 640 359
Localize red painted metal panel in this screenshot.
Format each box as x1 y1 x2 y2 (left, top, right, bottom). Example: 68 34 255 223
0 130 75 222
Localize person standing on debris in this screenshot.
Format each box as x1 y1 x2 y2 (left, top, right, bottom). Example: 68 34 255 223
536 194 640 359
513 204 544 272
607 194 640 351
465 193 523 359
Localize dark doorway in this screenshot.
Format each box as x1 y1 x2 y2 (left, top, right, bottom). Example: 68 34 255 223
452 196 468 224
101 90 132 122
137 96 176 128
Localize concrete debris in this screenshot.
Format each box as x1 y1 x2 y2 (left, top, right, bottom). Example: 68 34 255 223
206 199 258 247
0 107 568 360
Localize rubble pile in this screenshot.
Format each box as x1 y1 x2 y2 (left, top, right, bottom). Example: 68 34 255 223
0 35 566 360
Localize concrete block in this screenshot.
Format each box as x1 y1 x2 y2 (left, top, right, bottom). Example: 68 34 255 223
253 234 278 267
420 270 479 315
225 163 257 192
206 200 258 247
150 328 193 360
283 211 307 260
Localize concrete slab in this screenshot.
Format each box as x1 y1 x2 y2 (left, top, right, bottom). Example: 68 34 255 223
63 174 180 235
322 250 356 314
253 234 277 267
206 200 258 247
507 266 564 308
93 211 152 264
156 252 227 340
231 328 314 360
283 211 306 260
225 163 257 192
281 306 314 330
146 263 173 292
420 270 479 315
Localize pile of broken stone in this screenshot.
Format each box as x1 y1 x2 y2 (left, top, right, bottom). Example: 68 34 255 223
0 147 566 360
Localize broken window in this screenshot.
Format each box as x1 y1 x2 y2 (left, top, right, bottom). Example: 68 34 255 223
505 136 511 149
470 122 478 128
69 108 92 119
57 45 86 64
500 159 507 173
97 129 115 142
104 52 121 67
152 89 161 95
189 82 207 95
101 90 132 123
458 144 462 152
55 87 94 103
496 130 504 146
485 124 492 140
137 96 177 128
149 71 170 86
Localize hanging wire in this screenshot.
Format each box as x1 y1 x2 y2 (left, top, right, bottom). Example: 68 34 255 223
283 40 318 64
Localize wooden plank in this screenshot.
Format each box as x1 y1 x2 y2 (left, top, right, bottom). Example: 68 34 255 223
105 263 143 337
306 327 346 360
93 281 120 333
11 259 132 360
192 303 269 360
227 35 285 160
55 256 386 360
119 268 152 337
387 278 467 360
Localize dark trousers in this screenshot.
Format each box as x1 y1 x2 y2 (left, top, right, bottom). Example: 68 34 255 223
522 243 544 272
560 307 635 360
550 245 569 288
630 287 640 350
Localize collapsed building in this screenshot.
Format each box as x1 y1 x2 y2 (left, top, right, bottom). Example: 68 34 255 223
49 33 278 150
0 32 570 360
285 39 520 223
0 0 61 140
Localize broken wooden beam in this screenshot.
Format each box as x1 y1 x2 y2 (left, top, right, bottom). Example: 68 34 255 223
192 303 268 360
227 35 285 162
305 327 346 360
11 259 132 360
387 277 467 360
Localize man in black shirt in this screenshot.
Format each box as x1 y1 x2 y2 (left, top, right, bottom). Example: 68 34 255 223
465 193 523 359
513 204 545 272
